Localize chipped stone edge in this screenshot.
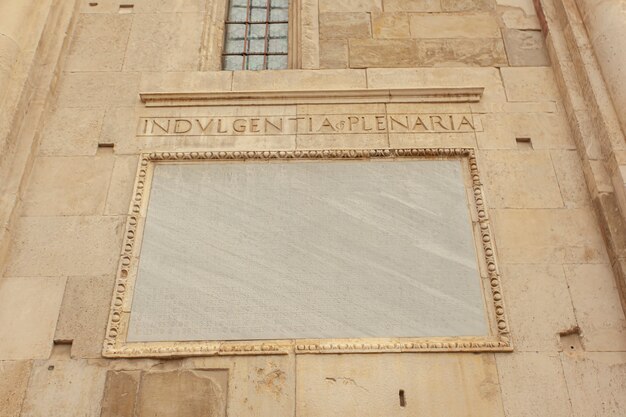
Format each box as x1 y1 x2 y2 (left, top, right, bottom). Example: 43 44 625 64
102 148 511 358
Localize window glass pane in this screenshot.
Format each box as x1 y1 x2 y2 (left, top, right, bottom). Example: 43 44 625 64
269 6 288 21
269 23 288 38
250 6 267 22
267 54 288 70
224 24 245 53
247 24 266 54
271 0 289 7
228 5 248 21
268 37 287 53
246 55 265 70
247 38 266 54
225 23 246 40
223 55 243 70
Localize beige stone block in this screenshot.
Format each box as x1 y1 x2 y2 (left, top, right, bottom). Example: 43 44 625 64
183 355 294 417
296 354 504 417
550 150 591 208
119 135 296 154
385 102 472 114
79 2 119 13
349 39 417 68
564 264 626 351
480 150 563 208
496 0 536 15
319 0 382 12
38 108 104 156
319 13 371 40
388 132 477 148
22 156 114 216
65 14 131 72
503 29 550 66
104 155 139 215
0 35 19 102
320 39 349 69
132 0 207 13
99 107 138 149
296 133 388 149
123 13 203 71
301 0 320 69
372 13 410 38
501 264 577 351
139 71 232 92
21 359 107 417
442 0 495 11
500 67 560 102
0 277 66 360
496 352 573 417
415 38 508 67
491 208 609 264
137 370 226 417
100 371 140 417
561 352 626 416
476 112 576 150
479 101 558 114
383 0 441 12
500 8 542 30
366 67 507 104
56 72 140 108
232 69 367 91
0 361 32 417
409 14 501 38
296 103 387 115
500 9 541 30
54 276 115 358
589 160 614 194
5 216 124 277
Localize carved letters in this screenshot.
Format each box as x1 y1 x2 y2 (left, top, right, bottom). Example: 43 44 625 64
138 114 480 136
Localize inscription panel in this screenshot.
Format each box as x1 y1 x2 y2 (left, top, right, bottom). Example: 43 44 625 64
128 160 487 342
104 149 511 357
137 113 481 136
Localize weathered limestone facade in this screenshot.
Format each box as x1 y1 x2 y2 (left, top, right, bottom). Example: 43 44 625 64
1 0 625 416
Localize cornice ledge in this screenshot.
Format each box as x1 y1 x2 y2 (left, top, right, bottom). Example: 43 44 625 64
139 87 484 107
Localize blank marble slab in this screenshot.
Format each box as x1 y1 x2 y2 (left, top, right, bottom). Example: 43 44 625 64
127 160 488 342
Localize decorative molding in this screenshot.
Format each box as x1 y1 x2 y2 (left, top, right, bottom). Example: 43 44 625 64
103 148 511 358
139 87 484 107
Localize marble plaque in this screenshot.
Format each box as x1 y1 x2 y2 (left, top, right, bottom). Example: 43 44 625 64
127 160 489 342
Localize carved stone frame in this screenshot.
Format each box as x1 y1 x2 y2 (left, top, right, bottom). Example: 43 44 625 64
103 148 512 358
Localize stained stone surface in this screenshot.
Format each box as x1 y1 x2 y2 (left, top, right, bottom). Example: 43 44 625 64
127 160 488 342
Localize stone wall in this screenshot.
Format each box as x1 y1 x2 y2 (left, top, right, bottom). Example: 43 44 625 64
318 0 549 68
1 0 625 416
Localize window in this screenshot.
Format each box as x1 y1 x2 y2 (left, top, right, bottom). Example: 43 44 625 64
222 0 290 70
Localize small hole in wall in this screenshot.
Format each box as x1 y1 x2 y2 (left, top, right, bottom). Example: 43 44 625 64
97 142 115 154
89 2 99 6
119 4 134 13
516 137 533 150
559 326 583 353
48 365 55 371
399 389 406 407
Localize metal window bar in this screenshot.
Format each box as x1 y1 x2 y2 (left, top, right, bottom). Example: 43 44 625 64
223 0 289 70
